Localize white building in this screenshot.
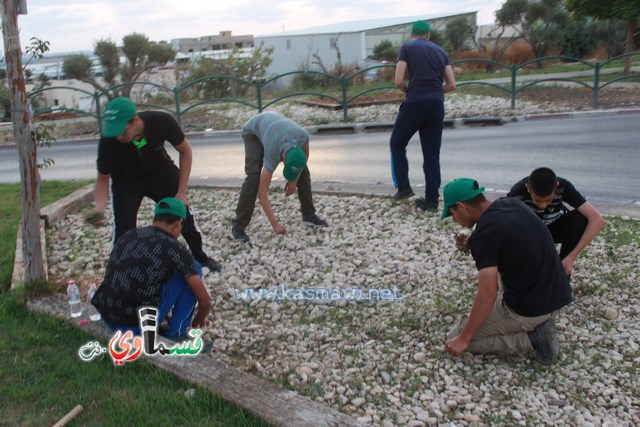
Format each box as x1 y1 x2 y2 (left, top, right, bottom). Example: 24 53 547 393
255 12 477 82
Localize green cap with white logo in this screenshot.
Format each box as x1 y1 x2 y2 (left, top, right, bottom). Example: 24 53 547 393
103 97 137 137
441 178 485 220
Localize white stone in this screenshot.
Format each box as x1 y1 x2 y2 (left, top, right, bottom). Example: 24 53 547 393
352 397 366 408
604 307 618 320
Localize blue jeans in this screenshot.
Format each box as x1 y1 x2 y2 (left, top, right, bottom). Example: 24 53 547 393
390 99 445 203
104 262 202 338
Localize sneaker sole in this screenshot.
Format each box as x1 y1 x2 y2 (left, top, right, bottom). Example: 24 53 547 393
537 319 560 365
302 221 328 228
230 228 249 242
393 193 415 201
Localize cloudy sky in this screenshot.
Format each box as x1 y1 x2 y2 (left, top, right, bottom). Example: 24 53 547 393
13 0 504 54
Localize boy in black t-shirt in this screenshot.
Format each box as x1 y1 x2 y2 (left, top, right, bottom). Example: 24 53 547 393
90 97 222 273
441 178 572 365
507 167 605 276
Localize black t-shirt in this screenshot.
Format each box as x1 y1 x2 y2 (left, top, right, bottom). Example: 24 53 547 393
97 111 185 181
469 198 572 317
507 177 587 225
91 226 199 327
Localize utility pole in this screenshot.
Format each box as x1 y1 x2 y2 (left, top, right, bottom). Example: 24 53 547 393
1 0 46 284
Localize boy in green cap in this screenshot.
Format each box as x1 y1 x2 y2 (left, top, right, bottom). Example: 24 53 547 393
231 112 328 242
390 19 456 211
91 97 222 273
91 198 212 342
441 178 572 365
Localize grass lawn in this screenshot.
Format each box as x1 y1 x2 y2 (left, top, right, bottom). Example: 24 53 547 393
0 180 94 291
0 181 267 426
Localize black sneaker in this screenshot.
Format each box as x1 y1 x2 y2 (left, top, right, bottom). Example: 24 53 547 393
393 187 415 200
231 226 250 242
203 258 223 273
528 319 559 365
302 215 329 228
415 197 438 212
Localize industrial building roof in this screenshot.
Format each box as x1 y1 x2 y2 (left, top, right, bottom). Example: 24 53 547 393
257 11 477 37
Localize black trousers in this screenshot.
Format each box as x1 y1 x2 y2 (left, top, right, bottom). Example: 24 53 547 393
232 133 316 231
110 177 210 263
547 209 588 259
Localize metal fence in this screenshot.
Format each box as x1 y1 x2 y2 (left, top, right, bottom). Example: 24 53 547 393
24 52 640 133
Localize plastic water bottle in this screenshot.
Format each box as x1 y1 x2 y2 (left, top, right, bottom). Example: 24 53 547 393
67 280 82 318
86 283 101 321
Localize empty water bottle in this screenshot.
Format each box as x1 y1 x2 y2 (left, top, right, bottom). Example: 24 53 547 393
86 283 101 321
67 280 82 318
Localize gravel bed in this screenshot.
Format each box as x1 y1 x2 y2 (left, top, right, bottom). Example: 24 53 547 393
181 93 565 131
46 188 640 426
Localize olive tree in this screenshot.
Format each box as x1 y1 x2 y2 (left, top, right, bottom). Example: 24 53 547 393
62 32 176 98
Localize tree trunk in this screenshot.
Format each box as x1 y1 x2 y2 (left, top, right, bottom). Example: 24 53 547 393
1 0 46 284
623 18 635 75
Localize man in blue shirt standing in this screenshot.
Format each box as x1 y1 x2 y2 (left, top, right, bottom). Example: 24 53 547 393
390 20 456 211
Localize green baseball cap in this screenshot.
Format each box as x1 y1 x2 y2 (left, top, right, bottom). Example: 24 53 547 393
283 146 307 181
411 20 432 35
154 197 186 220
441 178 485 220
103 97 137 137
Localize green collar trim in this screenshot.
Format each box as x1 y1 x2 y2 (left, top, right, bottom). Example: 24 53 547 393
132 137 147 150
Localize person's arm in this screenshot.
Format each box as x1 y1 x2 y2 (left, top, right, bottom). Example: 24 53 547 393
443 64 456 93
94 172 111 212
257 167 287 234
561 202 605 275
394 60 408 94
184 274 211 328
172 138 193 204
445 267 498 357
86 172 111 225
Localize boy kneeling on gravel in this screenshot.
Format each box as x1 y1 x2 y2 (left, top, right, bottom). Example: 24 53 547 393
442 178 572 365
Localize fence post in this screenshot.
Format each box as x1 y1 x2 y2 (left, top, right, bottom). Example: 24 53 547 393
174 88 182 126
341 76 348 122
94 92 103 135
510 65 517 110
256 80 263 113
592 62 600 109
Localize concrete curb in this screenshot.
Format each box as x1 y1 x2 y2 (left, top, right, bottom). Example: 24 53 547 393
26 295 360 427
524 107 640 121
11 185 94 290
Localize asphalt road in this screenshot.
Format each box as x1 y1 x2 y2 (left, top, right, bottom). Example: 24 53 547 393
1 113 638 205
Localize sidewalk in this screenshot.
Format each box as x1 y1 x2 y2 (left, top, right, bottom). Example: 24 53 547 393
470 66 640 89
